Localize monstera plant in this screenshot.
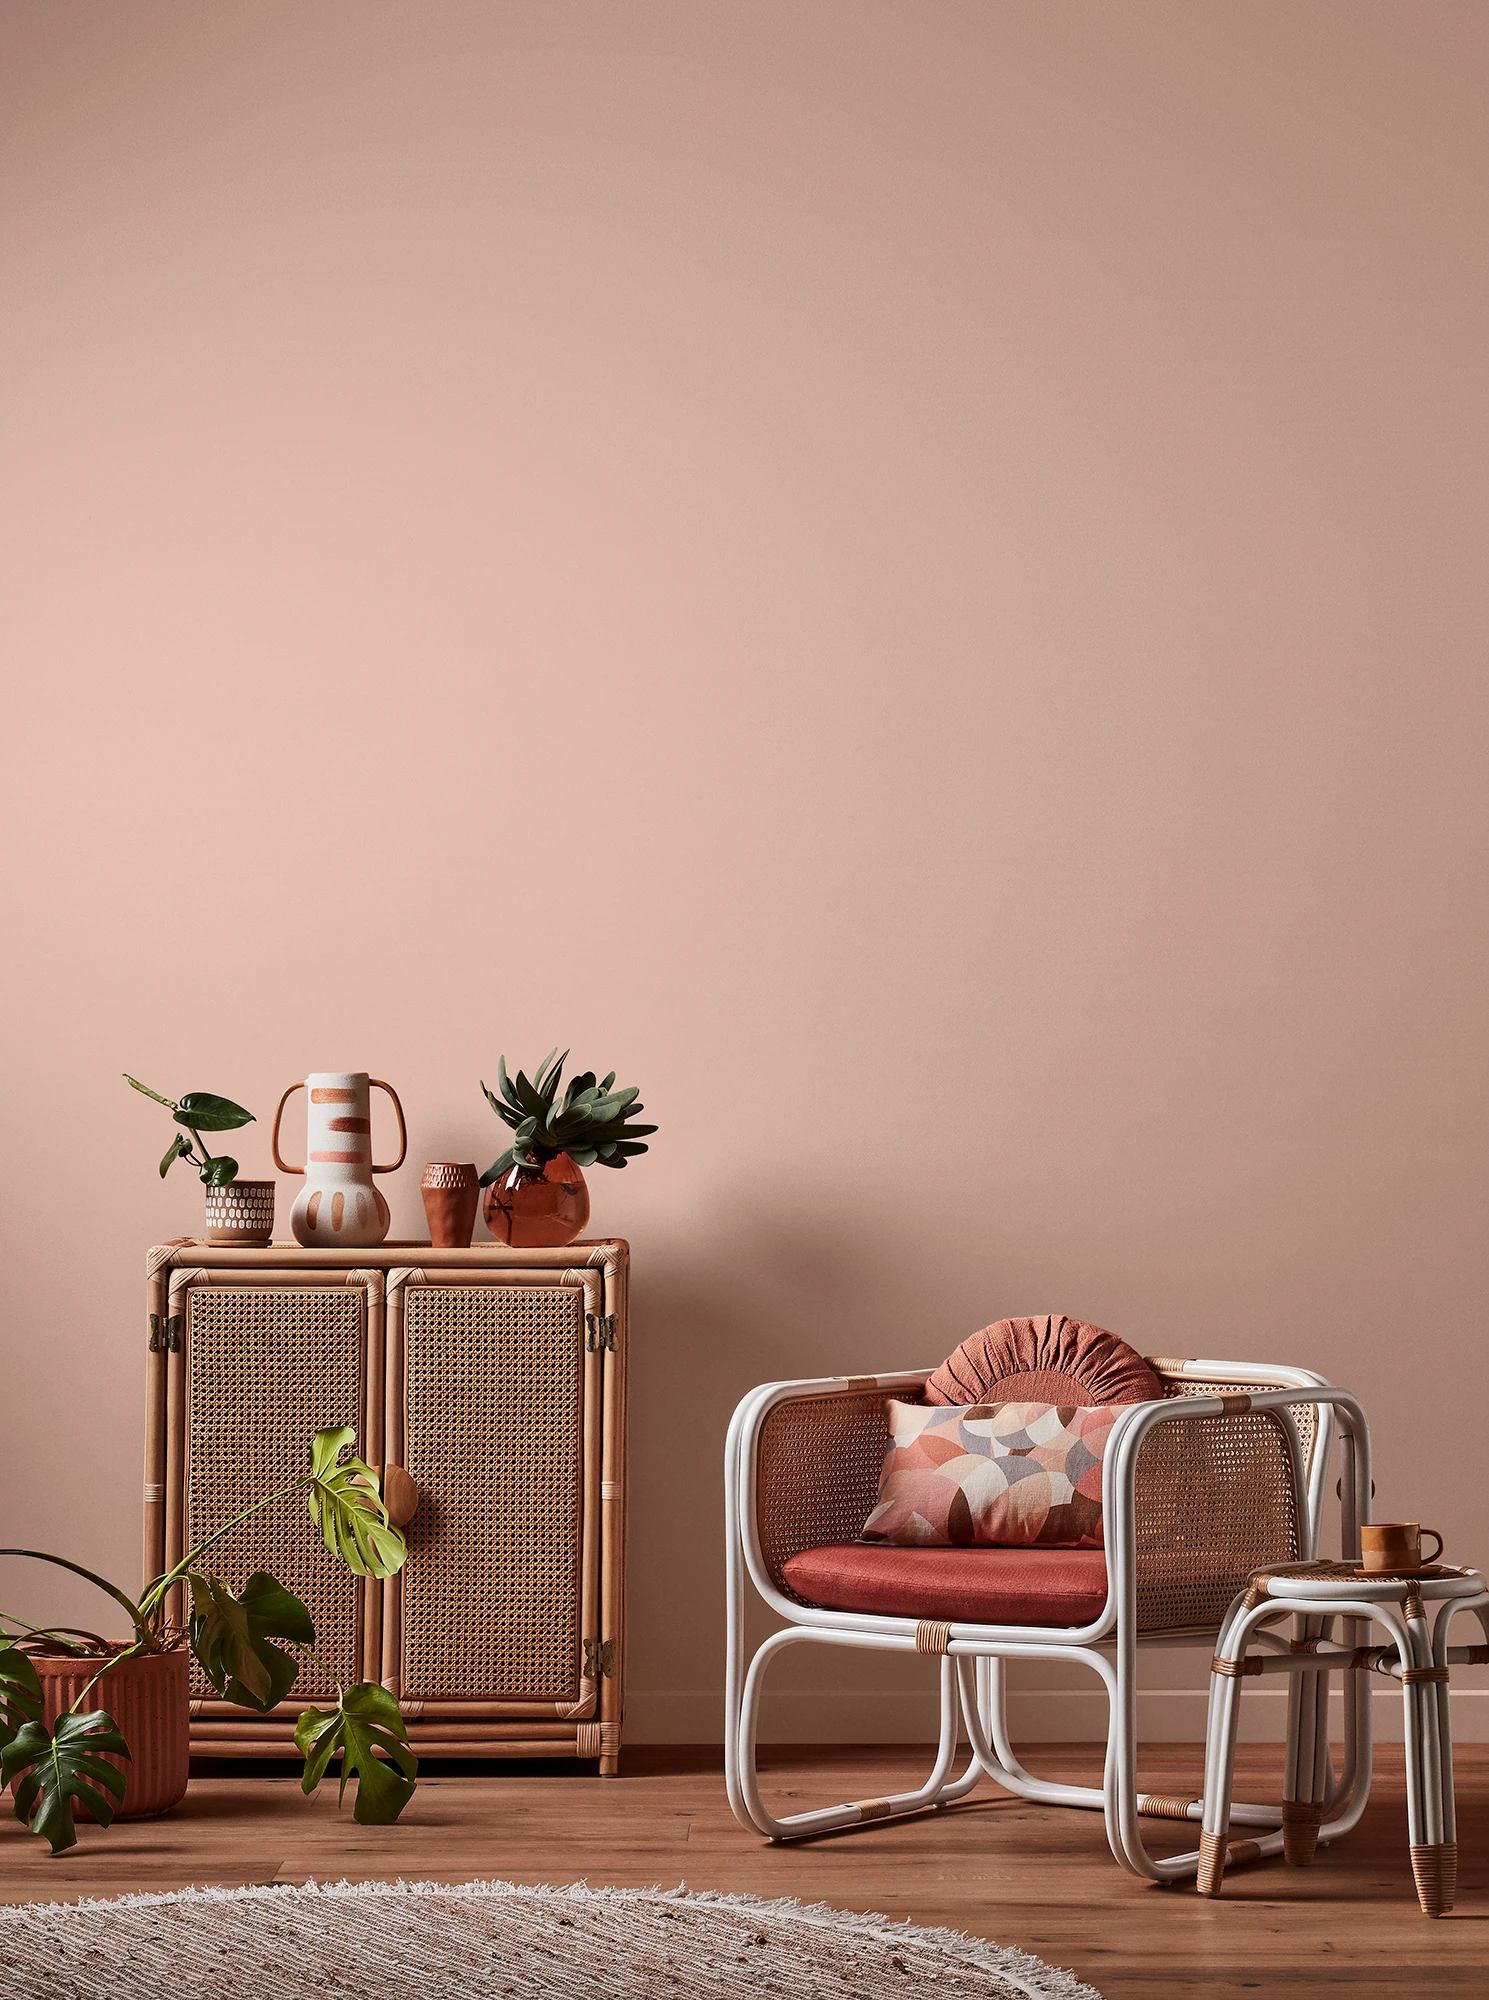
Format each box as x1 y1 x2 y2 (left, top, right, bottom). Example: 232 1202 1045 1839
0 1428 416 1853
124 1073 255 1187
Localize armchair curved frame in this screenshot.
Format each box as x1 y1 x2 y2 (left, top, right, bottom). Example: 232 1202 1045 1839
725 1359 1369 1883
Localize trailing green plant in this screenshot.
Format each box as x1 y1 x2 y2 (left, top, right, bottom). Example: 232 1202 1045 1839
124 1074 255 1187
478 1050 656 1187
0 1427 415 1853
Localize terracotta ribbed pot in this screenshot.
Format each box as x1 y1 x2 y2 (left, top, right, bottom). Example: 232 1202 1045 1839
482 1154 590 1248
421 1162 480 1248
31 1647 189 1820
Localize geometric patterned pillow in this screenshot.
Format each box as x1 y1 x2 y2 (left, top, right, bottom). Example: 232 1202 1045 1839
859 1399 1120 1550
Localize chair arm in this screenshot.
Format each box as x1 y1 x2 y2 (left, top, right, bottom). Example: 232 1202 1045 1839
1103 1388 1370 1636
727 1371 928 1603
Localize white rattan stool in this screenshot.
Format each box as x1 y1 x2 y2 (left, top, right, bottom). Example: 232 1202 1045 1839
1199 1558 1489 1915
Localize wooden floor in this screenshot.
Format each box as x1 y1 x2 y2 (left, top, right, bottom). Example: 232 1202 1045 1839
1 1743 1484 1996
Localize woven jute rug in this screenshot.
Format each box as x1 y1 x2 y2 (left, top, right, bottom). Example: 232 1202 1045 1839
0 1878 1101 2000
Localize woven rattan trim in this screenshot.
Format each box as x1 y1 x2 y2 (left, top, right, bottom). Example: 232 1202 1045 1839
854 1799 893 1822
1145 1357 1192 1375
1211 1654 1265 1678
576 1723 602 1757
1196 1829 1225 1894
1251 1558 1472 1588
1138 1794 1199 1821
845 1375 879 1392
1410 1843 1457 1917
1400 1665 1450 1685
1464 1644 1489 1666
915 1621 951 1656
1282 1800 1324 1826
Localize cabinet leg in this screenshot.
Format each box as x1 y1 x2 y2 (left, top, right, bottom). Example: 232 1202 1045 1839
599 1754 620 1777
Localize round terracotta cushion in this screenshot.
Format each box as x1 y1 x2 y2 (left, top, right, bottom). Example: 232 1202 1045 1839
923 1313 1161 1408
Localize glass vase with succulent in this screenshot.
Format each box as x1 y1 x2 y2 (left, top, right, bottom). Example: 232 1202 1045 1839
478 1050 656 1248
0 1429 416 1854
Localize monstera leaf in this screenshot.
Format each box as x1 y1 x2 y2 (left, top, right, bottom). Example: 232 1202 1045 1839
0 1646 42 1755
2 1710 129 1854
305 1428 407 1579
188 1571 313 1712
295 1682 417 1825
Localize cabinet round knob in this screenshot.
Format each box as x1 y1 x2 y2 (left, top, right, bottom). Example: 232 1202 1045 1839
382 1464 420 1528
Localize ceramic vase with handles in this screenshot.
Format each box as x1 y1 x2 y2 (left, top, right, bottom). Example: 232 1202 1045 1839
271 1072 406 1247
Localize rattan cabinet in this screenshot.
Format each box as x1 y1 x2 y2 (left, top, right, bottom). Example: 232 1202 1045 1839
143 1240 627 1771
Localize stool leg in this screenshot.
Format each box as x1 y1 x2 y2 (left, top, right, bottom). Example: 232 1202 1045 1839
1283 1613 1329 1865
1418 1598 1463 1919
1398 1595 1453 1917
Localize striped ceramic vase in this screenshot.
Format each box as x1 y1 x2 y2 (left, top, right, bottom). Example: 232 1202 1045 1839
271 1071 407 1247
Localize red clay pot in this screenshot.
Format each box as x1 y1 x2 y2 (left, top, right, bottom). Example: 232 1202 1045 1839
30 1646 190 1820
482 1153 590 1248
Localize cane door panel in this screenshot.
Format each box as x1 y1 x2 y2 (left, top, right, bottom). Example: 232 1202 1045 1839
174 1280 372 1701
392 1280 598 1705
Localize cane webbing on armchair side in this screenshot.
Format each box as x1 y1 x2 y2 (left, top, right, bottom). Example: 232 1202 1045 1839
1132 1376 1309 1634
756 1390 889 1603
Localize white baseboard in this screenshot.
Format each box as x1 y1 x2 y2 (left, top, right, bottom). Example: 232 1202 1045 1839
625 1687 1489 1745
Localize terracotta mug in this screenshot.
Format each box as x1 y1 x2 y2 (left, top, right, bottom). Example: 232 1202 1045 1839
1360 1522 1443 1572
421 1162 480 1248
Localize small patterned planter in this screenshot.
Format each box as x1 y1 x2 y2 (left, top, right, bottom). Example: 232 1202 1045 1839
31 1647 190 1820
204 1177 275 1245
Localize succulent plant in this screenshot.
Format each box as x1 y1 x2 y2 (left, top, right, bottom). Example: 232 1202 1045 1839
479 1050 656 1187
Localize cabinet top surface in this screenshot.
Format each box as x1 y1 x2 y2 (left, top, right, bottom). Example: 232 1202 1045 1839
147 1238 628 1275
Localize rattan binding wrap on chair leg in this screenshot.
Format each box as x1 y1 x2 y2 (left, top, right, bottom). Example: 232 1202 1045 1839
146 1240 629 1766
1410 1843 1457 1920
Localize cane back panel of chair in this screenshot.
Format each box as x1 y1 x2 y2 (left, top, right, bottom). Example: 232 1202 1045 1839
1132 1377 1314 1634
399 1284 585 1702
185 1286 366 1699
756 1389 890 1604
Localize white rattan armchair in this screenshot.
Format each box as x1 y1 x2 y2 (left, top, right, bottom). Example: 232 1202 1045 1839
725 1355 1372 1882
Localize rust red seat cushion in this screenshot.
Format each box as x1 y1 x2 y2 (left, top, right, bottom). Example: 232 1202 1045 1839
924 1314 1160 1409
782 1541 1109 1627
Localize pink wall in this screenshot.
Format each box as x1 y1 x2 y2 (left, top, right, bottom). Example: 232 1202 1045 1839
3 2 1487 1743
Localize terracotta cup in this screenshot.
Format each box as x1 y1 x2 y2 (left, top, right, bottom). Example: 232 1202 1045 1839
422 1162 480 1248
1361 1522 1444 1572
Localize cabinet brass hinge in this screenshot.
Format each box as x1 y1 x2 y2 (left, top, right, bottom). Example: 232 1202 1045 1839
583 1638 616 1679
585 1313 617 1353
148 1313 182 1354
